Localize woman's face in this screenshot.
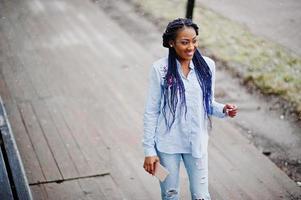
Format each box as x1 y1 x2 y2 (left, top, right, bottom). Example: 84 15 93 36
171 27 198 62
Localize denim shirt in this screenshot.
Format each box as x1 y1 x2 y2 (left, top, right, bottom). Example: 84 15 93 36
143 56 225 158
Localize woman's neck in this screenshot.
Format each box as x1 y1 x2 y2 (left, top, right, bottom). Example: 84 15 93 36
179 59 190 70
179 59 191 78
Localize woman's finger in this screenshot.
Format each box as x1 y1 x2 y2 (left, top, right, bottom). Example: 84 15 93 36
228 111 235 117
144 163 151 173
230 110 237 114
145 165 150 174
149 163 154 174
143 163 148 171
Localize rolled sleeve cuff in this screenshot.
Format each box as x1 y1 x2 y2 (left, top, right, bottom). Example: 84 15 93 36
212 102 226 118
144 147 157 157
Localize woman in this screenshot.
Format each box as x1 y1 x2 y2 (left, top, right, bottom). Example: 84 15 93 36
143 18 237 200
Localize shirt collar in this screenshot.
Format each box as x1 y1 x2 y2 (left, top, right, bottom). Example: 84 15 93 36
175 59 195 70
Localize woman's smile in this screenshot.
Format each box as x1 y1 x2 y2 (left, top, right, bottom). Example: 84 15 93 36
171 27 198 62
186 50 195 57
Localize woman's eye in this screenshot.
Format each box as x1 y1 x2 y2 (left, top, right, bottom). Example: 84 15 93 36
181 41 189 45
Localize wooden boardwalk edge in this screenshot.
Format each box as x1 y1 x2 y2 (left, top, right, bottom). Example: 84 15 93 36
0 96 33 200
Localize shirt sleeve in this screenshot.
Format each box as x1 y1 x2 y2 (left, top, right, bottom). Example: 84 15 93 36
208 58 227 118
142 65 162 156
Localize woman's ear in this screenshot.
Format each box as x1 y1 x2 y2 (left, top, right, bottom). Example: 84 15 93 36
169 41 174 48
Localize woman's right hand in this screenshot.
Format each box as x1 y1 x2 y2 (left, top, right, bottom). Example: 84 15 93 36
143 156 160 175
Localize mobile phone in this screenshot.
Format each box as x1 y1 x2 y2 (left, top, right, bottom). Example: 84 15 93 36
154 162 169 182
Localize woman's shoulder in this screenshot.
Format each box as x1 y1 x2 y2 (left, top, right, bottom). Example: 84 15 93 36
151 56 168 77
203 56 215 69
202 56 216 74
152 56 168 68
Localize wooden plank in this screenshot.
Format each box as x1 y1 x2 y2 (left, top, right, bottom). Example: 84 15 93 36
0 2 37 102
0 147 13 200
0 98 33 200
44 180 86 200
107 146 160 200
10 0 110 179
94 175 125 200
4 101 45 184
209 141 253 200
40 175 127 200
57 37 160 199
78 178 106 200
208 184 226 200
0 68 12 105
45 99 95 177
90 108 160 200
48 34 154 199
17 52 52 100
210 120 300 199
30 185 48 200
38 12 110 176
12 1 57 100
18 101 62 181
210 134 273 199
0 24 7 64
55 97 109 176
0 71 12 108
0 56 36 102
43 40 153 199
31 99 78 179
1 128 33 200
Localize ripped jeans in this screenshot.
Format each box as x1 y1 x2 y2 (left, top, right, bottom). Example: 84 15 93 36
157 151 211 200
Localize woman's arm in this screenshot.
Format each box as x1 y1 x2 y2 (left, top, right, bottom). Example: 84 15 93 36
206 57 237 118
142 65 162 157
206 57 227 118
143 65 162 175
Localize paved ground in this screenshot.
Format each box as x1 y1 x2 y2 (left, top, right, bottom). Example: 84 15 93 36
0 0 300 199
198 0 301 55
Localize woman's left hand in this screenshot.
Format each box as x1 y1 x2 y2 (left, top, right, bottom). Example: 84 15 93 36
223 104 238 118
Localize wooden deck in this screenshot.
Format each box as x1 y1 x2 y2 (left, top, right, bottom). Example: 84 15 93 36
0 0 300 199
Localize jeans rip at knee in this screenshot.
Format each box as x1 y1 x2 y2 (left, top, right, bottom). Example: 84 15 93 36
195 158 205 170
165 189 178 199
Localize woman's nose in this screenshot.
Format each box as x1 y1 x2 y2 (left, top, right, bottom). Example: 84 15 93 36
187 42 195 50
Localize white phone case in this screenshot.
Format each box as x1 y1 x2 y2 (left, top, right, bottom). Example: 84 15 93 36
154 162 169 182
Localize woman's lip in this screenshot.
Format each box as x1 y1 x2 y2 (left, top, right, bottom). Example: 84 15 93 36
186 51 194 56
